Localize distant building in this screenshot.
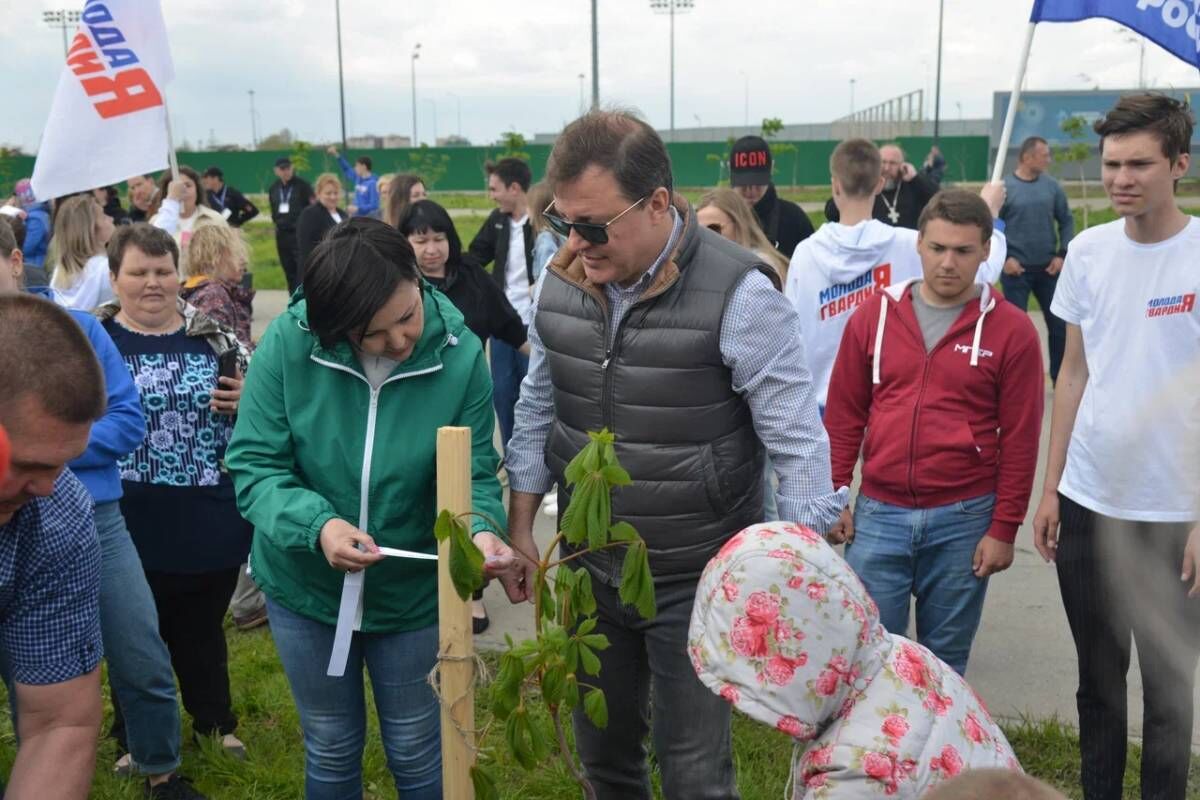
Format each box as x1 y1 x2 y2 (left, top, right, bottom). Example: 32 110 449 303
437 135 472 147
383 135 413 148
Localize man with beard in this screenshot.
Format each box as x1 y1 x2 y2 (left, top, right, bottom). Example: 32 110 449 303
825 143 938 229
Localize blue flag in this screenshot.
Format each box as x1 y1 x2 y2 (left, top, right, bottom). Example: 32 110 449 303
1030 0 1200 70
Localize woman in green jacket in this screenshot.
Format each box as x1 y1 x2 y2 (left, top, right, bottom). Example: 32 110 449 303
226 218 523 799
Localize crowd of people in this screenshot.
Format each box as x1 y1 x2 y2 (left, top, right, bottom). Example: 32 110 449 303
0 90 1195 800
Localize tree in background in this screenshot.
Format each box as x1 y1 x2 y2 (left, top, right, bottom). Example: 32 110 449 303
1056 115 1091 228
495 131 531 162
404 145 451 189
761 117 800 189
257 128 295 151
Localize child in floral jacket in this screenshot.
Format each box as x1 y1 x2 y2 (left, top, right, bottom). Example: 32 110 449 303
689 522 1019 798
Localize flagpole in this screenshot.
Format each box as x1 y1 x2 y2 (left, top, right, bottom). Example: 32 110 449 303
163 98 180 180
990 21 1037 184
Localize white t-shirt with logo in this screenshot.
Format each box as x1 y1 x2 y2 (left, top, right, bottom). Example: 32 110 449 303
1051 216 1200 522
505 215 533 327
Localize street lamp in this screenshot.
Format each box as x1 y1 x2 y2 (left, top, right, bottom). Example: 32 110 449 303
1116 26 1147 88
649 0 694 141
42 9 81 60
577 73 586 116
933 0 945 143
411 43 421 146
849 78 856 115
335 0 347 150
590 0 599 110
248 90 258 149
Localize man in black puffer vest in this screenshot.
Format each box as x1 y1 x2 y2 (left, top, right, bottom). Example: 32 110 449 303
504 110 847 800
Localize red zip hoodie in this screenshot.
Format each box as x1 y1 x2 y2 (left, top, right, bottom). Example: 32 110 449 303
825 279 1044 543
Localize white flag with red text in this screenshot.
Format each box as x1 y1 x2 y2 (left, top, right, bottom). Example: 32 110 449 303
31 0 175 201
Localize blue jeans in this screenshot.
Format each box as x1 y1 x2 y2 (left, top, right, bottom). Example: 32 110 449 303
489 337 528 452
572 574 738 799
95 501 183 774
844 493 995 675
266 598 441 799
1001 265 1064 383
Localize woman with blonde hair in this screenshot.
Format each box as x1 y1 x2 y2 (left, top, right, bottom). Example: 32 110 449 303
49 193 116 310
697 187 789 281
296 172 347 277
180 224 255 349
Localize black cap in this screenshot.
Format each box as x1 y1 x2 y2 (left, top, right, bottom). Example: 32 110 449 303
202 166 223 179
729 135 772 187
274 157 292 168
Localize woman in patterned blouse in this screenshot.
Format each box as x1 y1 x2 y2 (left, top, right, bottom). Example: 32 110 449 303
95 223 252 762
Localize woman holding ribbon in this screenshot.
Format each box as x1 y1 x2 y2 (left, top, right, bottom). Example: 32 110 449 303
225 217 525 799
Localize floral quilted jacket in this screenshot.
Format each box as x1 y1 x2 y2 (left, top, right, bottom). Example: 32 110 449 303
688 522 1019 798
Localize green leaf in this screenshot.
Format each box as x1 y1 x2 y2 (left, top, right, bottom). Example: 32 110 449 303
619 541 657 621
563 673 580 712
564 450 587 487
579 633 610 651
505 710 538 770
563 640 579 673
578 643 601 676
600 464 631 486
575 568 597 616
542 665 567 705
608 522 638 543
470 765 500 800
433 509 455 543
561 481 592 546
575 616 597 636
538 578 555 622
447 515 485 601
585 480 607 550
583 688 609 729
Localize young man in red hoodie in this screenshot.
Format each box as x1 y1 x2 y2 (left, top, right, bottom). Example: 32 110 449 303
824 189 1045 675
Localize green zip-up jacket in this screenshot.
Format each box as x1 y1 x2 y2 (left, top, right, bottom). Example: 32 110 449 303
225 287 505 632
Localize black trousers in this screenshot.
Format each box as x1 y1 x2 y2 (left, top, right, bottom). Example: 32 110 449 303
111 568 240 746
275 228 300 295
1056 493 1200 800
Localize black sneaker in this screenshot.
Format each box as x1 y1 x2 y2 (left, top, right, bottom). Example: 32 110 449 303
145 775 207 799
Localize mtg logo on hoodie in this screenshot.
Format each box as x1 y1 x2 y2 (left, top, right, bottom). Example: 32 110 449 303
1146 292 1196 318
818 265 892 321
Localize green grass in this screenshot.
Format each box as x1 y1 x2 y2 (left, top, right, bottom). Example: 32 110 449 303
1 624 1196 798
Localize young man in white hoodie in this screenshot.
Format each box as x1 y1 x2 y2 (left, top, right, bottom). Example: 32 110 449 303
784 139 1008 412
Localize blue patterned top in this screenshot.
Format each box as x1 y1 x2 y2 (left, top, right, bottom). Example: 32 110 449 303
107 325 232 487
103 317 250 573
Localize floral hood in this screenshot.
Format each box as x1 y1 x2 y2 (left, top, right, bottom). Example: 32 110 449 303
689 522 1019 798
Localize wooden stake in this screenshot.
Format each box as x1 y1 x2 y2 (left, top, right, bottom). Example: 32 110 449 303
436 426 475 800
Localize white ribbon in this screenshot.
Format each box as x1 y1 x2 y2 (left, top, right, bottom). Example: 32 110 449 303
325 548 439 677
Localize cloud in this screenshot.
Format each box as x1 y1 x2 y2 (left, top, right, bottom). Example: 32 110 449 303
10 0 1196 154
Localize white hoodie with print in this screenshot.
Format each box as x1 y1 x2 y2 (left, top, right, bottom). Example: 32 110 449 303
784 219 1006 408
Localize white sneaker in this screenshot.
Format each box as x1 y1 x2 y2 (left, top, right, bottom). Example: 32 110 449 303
543 499 559 517
114 752 135 776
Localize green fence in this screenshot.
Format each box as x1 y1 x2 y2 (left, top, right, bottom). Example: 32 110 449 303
1 136 990 197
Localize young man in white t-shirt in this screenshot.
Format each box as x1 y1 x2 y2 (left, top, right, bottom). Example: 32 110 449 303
1032 93 1200 800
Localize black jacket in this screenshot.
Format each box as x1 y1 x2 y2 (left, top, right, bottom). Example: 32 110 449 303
207 183 259 227
466 208 535 292
427 260 527 350
296 205 345 280
823 173 938 230
269 177 315 233
752 184 814 258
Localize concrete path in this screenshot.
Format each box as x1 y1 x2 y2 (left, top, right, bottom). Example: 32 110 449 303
250 291 1200 745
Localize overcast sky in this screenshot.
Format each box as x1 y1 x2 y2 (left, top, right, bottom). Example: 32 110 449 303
6 0 1199 152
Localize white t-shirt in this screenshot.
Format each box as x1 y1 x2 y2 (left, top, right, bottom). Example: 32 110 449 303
505 215 533 326
52 254 114 311
1051 216 1200 522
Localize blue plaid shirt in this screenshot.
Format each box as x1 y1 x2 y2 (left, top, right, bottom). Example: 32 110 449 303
0 469 103 685
508 209 848 532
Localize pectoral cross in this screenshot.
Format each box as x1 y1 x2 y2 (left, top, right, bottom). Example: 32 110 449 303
887 208 899 224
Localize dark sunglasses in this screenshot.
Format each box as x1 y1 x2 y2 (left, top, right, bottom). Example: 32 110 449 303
542 196 647 245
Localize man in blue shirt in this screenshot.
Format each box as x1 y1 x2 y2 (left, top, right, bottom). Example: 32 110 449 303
1000 136 1075 383
0 293 107 798
326 146 380 218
